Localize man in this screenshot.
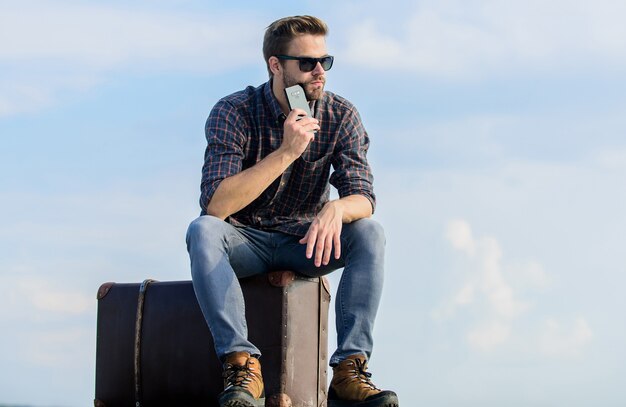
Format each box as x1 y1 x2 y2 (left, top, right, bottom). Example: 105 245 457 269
186 15 399 407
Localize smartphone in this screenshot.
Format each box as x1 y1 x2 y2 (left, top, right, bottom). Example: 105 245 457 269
284 84 312 118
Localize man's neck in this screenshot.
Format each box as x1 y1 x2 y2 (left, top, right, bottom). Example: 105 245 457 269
271 78 290 115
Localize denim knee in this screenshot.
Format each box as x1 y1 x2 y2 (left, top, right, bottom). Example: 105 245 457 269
186 215 229 248
344 218 386 256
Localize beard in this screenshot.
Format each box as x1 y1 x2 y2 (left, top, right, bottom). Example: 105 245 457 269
282 71 325 101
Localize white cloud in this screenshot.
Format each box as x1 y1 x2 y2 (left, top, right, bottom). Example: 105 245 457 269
480 236 528 319
506 261 551 291
0 2 261 69
0 267 94 318
0 72 100 116
446 219 476 256
23 327 94 367
539 317 593 358
454 283 475 306
593 147 626 170
0 176 197 284
467 321 511 351
438 220 528 324
430 282 476 322
434 220 534 351
17 276 93 315
0 1 264 116
432 219 595 356
342 0 626 79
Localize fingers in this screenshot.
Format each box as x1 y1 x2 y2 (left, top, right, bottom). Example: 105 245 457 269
298 229 309 245
314 231 326 266
334 232 341 260
316 232 331 267
282 110 320 158
286 109 319 131
286 108 311 122
315 229 341 267
300 221 342 267
303 222 318 260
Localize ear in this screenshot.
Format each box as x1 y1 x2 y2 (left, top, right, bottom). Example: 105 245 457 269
268 56 282 76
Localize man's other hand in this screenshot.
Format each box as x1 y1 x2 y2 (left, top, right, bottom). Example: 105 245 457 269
299 200 343 267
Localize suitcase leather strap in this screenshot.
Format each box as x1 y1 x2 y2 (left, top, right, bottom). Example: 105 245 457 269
134 278 157 407
319 277 331 405
317 279 323 405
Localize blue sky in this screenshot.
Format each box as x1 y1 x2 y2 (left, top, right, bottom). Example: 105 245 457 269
1 0 626 406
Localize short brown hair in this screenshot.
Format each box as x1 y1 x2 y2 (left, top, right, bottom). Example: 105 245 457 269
263 15 328 77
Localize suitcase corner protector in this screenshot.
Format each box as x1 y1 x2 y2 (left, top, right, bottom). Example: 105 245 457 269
321 276 331 297
96 282 115 300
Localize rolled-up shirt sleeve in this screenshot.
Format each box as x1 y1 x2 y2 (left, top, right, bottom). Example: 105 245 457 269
329 106 376 213
199 100 247 214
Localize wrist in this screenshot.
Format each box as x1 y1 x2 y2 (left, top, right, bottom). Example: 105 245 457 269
326 196 370 223
274 145 300 164
326 199 346 216
272 146 299 166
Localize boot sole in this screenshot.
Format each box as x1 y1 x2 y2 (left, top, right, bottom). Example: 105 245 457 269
328 403 398 407
221 402 264 407
220 398 265 407
328 392 399 407
219 389 264 407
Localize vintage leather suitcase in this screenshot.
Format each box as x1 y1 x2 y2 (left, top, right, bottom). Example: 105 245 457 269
94 271 330 407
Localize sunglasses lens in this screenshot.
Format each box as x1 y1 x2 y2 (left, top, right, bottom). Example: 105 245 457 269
321 56 333 71
297 56 334 72
299 59 316 72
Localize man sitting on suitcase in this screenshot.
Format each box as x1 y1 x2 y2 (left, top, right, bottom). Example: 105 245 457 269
186 15 399 407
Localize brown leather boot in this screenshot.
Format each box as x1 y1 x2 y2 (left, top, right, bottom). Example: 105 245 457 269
218 351 264 407
328 354 399 407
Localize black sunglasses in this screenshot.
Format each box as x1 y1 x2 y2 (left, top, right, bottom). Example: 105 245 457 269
275 55 334 72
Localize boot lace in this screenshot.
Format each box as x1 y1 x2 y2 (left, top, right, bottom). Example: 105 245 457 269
222 363 257 390
350 358 381 391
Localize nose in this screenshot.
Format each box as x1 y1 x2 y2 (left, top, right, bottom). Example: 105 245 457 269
312 61 325 75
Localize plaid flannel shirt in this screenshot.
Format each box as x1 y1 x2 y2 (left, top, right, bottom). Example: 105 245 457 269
199 80 375 237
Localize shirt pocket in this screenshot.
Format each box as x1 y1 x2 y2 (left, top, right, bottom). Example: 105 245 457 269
292 153 332 177
286 153 332 207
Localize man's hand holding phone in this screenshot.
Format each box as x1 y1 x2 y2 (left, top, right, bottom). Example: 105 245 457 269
280 84 320 160
279 109 319 160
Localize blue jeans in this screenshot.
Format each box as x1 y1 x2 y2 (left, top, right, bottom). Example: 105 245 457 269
186 215 385 366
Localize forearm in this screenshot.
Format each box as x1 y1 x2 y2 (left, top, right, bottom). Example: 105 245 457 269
207 148 295 219
206 107 320 219
329 194 373 223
